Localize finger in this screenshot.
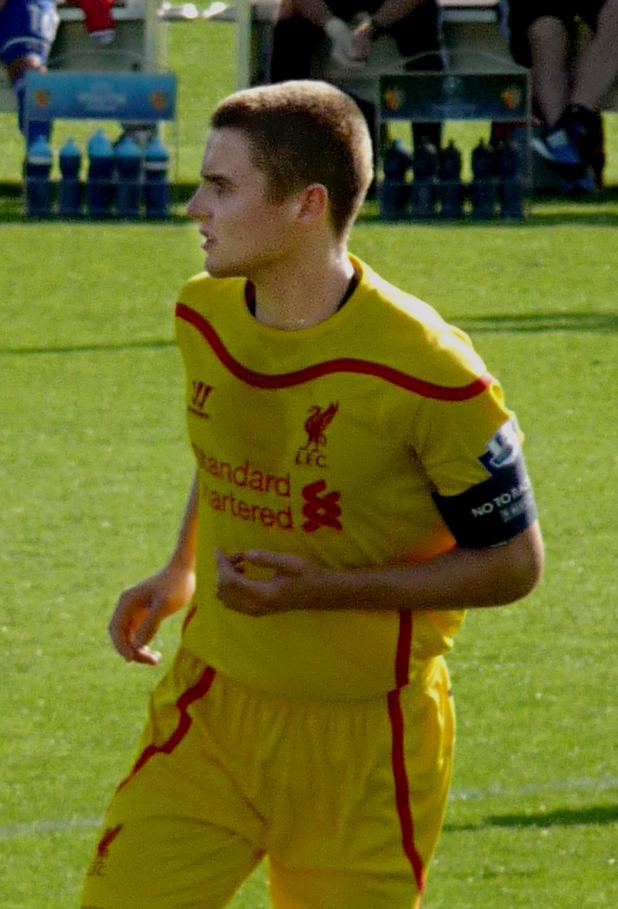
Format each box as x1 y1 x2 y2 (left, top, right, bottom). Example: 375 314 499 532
109 601 146 662
132 645 162 666
110 632 139 662
215 548 244 581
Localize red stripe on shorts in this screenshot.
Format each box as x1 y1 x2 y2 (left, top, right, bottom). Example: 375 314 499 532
387 687 425 894
117 665 216 792
387 610 425 894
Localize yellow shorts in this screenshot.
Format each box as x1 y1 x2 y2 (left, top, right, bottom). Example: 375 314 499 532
81 646 454 909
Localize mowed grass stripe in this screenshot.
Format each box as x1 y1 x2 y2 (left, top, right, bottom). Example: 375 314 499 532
3 775 618 840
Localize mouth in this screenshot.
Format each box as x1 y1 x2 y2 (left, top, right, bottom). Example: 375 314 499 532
198 228 215 251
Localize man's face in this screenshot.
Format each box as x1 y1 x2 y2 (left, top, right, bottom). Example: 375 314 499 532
187 127 298 279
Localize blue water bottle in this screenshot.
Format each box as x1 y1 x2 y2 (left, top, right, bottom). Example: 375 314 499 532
87 129 114 218
438 140 463 220
411 140 438 219
471 138 496 220
25 136 53 217
498 138 524 220
58 138 82 218
380 140 413 220
143 135 170 218
115 135 142 218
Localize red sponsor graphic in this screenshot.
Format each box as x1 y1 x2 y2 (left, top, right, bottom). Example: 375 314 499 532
305 402 338 447
188 381 213 419
296 403 338 468
202 483 293 531
192 445 290 498
301 479 342 534
87 823 124 877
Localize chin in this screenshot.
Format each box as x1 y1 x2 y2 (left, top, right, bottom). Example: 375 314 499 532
205 257 243 279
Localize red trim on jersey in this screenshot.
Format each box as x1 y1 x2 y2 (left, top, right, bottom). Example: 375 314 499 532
176 304 492 401
116 665 216 792
388 687 426 895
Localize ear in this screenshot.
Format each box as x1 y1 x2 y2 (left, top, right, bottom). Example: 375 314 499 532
295 183 329 227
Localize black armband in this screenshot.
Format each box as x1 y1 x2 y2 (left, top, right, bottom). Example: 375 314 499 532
432 421 537 549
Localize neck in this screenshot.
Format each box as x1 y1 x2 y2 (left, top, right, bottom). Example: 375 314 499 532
251 239 354 331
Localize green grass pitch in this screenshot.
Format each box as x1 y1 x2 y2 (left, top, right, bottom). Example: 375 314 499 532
1 18 618 909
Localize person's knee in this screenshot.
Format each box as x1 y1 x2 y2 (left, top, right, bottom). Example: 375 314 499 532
527 14 569 51
596 0 618 35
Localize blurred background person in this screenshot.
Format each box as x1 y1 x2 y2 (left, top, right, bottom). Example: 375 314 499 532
270 0 443 164
507 0 618 190
0 0 114 148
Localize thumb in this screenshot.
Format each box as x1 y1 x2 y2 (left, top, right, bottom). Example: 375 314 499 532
242 550 304 575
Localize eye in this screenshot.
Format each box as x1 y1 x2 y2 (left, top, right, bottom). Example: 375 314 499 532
204 176 231 197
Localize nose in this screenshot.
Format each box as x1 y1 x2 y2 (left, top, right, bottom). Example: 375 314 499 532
187 184 209 220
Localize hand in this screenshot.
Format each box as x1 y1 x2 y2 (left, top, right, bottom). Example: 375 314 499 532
215 548 334 617
324 17 364 68
109 561 196 665
350 17 374 61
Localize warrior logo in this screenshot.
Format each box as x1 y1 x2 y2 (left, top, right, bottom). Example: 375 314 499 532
87 823 124 877
188 381 213 419
296 402 339 468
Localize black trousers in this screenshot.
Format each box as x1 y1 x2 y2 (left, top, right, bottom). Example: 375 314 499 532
270 0 443 152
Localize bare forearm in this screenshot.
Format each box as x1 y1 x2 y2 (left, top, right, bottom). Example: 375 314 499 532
372 0 426 30
310 523 544 613
169 473 199 571
289 0 334 28
222 523 544 618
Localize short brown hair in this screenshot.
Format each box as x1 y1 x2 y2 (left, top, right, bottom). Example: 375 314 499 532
210 80 373 238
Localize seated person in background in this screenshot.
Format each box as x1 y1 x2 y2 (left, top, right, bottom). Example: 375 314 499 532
507 0 618 188
0 0 59 146
0 0 114 148
270 0 443 154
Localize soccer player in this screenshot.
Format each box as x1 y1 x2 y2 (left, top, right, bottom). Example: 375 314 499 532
81 80 544 909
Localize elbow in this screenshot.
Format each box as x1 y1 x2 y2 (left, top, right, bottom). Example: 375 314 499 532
506 520 544 603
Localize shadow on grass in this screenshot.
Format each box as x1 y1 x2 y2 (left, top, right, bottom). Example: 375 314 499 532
445 804 618 832
0 338 176 356
453 312 618 333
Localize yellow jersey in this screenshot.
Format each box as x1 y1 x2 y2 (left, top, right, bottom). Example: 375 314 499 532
175 256 522 700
